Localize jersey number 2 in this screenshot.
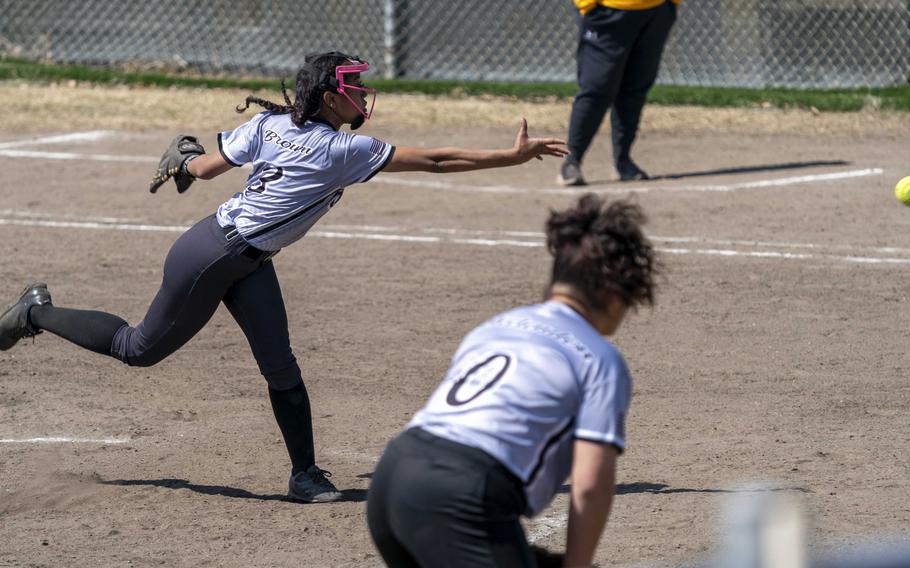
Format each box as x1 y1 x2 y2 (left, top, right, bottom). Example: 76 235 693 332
247 166 284 194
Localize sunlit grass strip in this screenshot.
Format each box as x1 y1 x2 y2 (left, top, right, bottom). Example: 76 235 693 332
1 57 907 112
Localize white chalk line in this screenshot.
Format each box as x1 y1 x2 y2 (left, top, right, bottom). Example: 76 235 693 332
0 130 147 162
3 210 908 254
0 208 144 224
301 225 910 256
0 149 155 162
371 175 526 195
363 167 884 195
315 230 543 248
0 217 187 233
0 141 883 195
0 130 116 150
530 167 885 196
2 214 910 266
15 211 901 255
328 224 542 238
0 437 131 444
655 235 910 255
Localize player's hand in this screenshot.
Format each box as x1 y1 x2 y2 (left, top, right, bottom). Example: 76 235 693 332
513 118 568 163
149 134 206 194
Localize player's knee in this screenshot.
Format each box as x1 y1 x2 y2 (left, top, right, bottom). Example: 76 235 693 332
263 361 302 390
577 71 619 95
125 350 168 368
111 327 171 367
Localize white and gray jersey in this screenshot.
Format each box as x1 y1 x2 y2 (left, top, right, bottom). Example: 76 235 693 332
408 301 631 517
215 112 394 251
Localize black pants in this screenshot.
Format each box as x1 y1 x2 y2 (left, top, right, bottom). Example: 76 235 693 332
107 214 299 390
30 214 319 475
367 428 531 568
567 1 677 165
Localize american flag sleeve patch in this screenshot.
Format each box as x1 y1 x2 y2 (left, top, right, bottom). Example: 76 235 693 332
369 138 385 156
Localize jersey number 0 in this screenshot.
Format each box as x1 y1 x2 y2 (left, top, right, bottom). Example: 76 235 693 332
445 354 511 407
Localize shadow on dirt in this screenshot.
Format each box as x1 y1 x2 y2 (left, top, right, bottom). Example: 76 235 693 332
614 482 811 495
550 482 812 495
339 475 813 498
99 478 368 502
585 159 851 185
650 159 850 181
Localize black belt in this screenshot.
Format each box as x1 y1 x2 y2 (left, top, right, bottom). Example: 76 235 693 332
222 225 278 263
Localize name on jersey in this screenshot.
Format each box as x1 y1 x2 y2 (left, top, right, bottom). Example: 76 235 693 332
264 129 312 155
490 316 594 360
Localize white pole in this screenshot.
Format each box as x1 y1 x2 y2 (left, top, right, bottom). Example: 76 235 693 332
715 492 806 568
383 0 399 79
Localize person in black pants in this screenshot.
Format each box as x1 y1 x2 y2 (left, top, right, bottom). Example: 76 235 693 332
368 194 659 567
0 52 566 504
559 0 679 186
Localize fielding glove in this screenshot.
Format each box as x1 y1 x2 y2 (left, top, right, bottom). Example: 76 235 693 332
149 134 205 194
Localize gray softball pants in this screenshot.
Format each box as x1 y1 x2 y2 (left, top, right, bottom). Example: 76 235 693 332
110 214 300 390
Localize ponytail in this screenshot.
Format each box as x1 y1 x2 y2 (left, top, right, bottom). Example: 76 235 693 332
236 52 354 127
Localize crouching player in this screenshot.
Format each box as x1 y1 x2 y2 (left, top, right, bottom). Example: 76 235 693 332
367 194 659 567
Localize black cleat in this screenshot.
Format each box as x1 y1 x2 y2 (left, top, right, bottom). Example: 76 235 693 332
287 465 343 503
556 156 588 187
557 157 587 187
0 282 52 351
616 159 650 182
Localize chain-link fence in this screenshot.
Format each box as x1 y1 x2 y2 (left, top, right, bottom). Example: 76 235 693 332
1 0 908 88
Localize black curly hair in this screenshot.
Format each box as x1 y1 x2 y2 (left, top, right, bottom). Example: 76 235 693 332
235 51 356 126
546 193 657 311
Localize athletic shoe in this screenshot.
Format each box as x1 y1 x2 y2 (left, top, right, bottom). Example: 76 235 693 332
616 159 650 182
0 282 52 351
287 465 344 503
557 157 587 186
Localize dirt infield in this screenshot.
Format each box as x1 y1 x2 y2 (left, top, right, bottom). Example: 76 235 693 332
1 85 909 567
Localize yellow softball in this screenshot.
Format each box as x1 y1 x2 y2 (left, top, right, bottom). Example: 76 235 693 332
896 176 910 206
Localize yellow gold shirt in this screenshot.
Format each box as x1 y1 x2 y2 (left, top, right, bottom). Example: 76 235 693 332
575 0 681 14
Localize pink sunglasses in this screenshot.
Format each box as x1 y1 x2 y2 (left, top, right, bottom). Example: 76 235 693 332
335 61 377 119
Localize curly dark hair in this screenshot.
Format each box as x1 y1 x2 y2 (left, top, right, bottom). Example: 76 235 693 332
546 193 657 311
235 51 355 126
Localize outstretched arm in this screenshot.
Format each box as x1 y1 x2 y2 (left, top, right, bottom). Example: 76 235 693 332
382 118 567 174
185 152 234 180
564 439 619 568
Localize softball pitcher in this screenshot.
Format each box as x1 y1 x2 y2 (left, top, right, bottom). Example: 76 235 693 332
0 51 567 503
367 194 658 566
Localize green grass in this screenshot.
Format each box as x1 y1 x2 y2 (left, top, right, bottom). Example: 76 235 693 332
0 57 280 91
2 56 908 112
647 85 910 112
